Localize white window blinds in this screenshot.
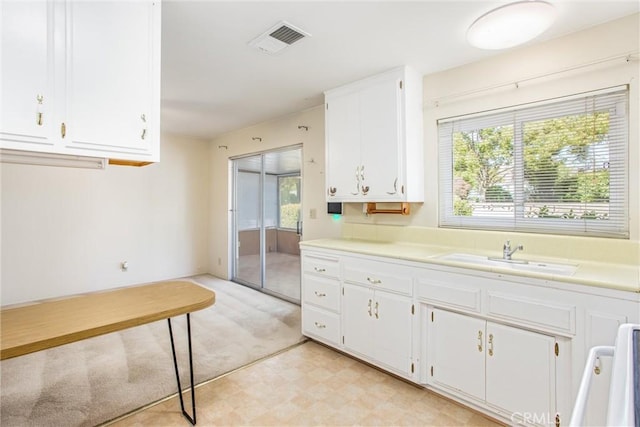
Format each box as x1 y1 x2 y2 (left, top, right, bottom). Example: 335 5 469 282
438 86 629 238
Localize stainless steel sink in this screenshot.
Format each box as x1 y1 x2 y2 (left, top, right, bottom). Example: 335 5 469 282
436 252 578 276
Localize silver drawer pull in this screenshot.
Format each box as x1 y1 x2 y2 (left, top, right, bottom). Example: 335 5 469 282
314 267 326 273
314 322 326 329
367 277 382 285
314 291 326 297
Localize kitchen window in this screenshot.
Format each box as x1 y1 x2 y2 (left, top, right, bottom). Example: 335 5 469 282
438 86 629 238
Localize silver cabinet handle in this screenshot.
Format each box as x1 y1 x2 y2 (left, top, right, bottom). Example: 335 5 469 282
351 165 360 195
488 334 494 356
314 291 326 297
313 267 326 273
374 301 379 319
360 165 369 195
477 331 483 352
367 277 381 285
36 94 44 126
327 187 337 196
386 178 398 195
140 114 147 140
314 322 326 329
367 299 372 316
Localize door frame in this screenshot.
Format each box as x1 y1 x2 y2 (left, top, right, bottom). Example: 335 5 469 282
229 144 303 303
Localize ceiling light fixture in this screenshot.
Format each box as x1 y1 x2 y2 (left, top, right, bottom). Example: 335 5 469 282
467 0 556 50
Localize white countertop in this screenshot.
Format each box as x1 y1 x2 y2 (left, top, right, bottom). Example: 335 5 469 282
300 238 640 293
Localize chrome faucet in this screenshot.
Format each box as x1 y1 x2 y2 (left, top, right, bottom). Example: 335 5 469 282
503 240 523 260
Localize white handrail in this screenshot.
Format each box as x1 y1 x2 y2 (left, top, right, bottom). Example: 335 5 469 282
569 345 615 427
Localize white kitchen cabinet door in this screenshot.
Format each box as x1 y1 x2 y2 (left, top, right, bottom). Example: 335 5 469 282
302 304 341 346
582 311 627 426
375 289 412 375
359 74 402 200
342 283 374 357
343 283 414 377
324 66 423 203
325 93 361 199
485 322 556 424
429 308 486 401
0 0 57 150
63 1 159 161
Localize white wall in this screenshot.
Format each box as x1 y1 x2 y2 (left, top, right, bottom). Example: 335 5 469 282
343 14 640 244
208 105 341 279
0 134 210 305
2 14 636 304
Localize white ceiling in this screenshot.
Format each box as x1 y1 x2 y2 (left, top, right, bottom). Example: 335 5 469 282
160 1 639 141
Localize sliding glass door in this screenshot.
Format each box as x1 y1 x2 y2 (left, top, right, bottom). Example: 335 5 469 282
233 154 264 287
231 146 302 303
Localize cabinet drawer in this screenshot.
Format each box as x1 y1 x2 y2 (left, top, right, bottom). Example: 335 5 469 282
343 258 412 295
416 278 481 313
486 291 576 335
302 254 340 278
302 305 340 345
303 275 340 312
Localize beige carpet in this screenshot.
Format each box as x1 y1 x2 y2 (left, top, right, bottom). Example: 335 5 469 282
0 275 304 426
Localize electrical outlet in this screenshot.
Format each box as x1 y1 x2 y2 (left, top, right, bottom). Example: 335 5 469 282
309 208 317 219
120 261 128 272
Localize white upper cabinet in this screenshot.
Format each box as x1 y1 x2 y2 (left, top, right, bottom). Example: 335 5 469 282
63 1 158 159
325 93 361 197
0 0 56 149
0 0 161 163
324 66 424 202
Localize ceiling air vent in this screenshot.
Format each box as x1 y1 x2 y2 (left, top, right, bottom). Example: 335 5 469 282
249 21 311 54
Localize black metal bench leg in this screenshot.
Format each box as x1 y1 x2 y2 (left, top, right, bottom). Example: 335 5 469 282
168 313 197 425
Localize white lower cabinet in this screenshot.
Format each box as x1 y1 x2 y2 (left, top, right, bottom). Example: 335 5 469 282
301 245 640 427
581 309 631 426
342 282 413 377
485 321 556 421
429 308 557 426
429 308 486 400
302 304 340 345
301 254 341 346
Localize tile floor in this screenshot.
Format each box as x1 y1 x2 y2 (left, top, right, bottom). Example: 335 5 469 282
109 341 503 427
